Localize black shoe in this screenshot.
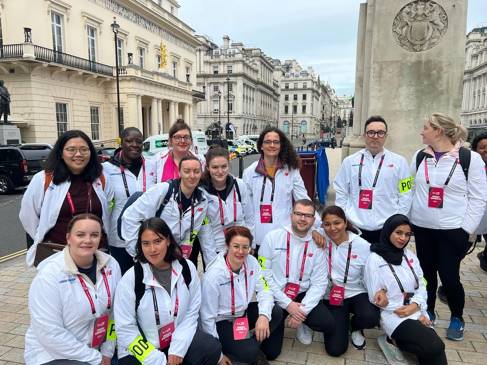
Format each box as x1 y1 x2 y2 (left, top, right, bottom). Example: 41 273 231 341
437 285 448 305
479 252 487 273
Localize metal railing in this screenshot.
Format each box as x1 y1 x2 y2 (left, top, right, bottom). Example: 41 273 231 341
0 44 24 58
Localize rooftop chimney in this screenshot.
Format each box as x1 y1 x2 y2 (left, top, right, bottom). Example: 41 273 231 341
223 35 230 49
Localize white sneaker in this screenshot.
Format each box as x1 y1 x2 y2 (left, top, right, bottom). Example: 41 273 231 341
296 324 313 345
377 334 405 363
351 330 366 349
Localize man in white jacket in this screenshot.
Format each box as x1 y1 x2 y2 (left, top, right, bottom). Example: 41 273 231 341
258 199 334 347
334 116 413 244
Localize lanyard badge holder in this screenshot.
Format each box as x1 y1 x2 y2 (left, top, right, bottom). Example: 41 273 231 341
225 257 250 340
120 157 147 198
424 158 458 209
179 193 195 259
358 154 385 210
283 233 309 300
388 255 419 306
259 176 275 223
328 242 353 306
151 285 180 350
78 269 112 348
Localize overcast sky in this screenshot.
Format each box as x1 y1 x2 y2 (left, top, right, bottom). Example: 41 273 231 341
179 0 487 97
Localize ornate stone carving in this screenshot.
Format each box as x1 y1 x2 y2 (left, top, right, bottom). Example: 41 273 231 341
392 0 448 52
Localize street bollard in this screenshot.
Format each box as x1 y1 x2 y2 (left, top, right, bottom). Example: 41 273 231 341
238 155 244 178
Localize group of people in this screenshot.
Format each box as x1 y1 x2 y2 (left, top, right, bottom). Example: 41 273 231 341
19 112 487 365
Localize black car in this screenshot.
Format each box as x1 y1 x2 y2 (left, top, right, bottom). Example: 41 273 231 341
19 143 52 176
0 145 30 194
97 147 117 162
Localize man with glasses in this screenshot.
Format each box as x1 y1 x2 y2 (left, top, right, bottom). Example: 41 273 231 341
258 199 334 347
334 116 413 244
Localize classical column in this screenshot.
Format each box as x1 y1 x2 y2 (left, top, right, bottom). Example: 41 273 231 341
136 95 143 131
151 98 158 136
157 99 163 134
184 103 190 125
188 104 193 127
174 102 180 121
127 94 138 128
169 101 176 125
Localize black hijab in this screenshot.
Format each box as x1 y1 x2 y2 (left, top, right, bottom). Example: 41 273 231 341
371 214 412 265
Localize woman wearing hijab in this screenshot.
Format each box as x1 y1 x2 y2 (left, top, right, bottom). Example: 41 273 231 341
364 214 446 365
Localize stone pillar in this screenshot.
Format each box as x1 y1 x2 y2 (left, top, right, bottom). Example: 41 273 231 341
136 95 143 131
127 94 138 128
157 99 163 134
151 98 158 136
174 102 180 121
344 0 467 161
169 101 176 125
184 103 190 125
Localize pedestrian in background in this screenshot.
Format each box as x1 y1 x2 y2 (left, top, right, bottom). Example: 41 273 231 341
25 214 121 365
409 113 487 341
334 116 413 244
20 130 113 267
103 127 157 274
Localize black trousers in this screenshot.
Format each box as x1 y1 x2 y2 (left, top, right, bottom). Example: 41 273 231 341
413 225 470 318
216 303 283 363
392 319 447 365
119 329 221 365
189 236 205 270
359 229 381 244
109 245 134 275
323 293 380 356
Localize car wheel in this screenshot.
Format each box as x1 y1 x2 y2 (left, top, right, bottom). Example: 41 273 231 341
0 175 13 194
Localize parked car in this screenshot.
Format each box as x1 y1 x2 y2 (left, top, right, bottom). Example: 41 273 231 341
227 140 247 156
96 147 117 162
236 137 258 154
19 143 52 176
0 145 31 194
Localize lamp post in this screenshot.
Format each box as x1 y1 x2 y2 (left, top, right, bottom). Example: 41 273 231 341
226 74 231 133
217 90 222 137
111 18 122 137
291 102 295 141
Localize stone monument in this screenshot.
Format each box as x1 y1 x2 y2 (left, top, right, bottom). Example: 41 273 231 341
342 0 468 160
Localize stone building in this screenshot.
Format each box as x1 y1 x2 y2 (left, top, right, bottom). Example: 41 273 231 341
0 0 203 143
194 35 279 137
461 26 487 140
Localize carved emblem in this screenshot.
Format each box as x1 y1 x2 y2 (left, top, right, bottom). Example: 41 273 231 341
392 0 448 52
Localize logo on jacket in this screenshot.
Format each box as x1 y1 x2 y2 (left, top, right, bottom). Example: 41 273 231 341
250 270 254 276
198 207 204 212
351 254 358 259
284 171 289 176
308 253 313 257
409 258 414 264
387 164 395 168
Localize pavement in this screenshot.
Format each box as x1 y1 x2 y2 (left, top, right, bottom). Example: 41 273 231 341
0 148 486 364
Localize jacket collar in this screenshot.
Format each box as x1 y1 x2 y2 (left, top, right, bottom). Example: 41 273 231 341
423 142 461 159
202 175 237 197
62 246 111 275
173 178 205 205
360 148 387 159
284 224 313 242
141 260 182 293
254 156 283 177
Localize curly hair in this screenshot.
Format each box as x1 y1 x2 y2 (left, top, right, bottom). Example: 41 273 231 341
257 127 300 170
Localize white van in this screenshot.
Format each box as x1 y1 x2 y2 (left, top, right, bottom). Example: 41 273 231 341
192 131 209 156
143 131 208 158
239 134 260 143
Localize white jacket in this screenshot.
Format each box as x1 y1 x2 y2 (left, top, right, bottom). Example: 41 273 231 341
334 148 413 231
19 170 114 267
199 177 254 264
409 147 487 233
120 180 208 257
155 150 206 182
200 253 274 339
242 161 312 247
324 232 370 300
24 248 121 365
364 250 427 337
103 159 158 249
114 260 200 365
258 225 327 314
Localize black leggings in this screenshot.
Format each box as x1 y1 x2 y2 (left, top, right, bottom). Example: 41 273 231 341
216 303 283 363
324 293 380 356
413 225 470 318
392 319 447 365
359 229 381 244
109 245 134 275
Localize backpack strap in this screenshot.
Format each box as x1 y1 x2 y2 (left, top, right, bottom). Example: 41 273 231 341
44 171 53 192
178 258 192 289
155 179 175 217
458 147 471 181
233 177 242 202
415 149 428 173
134 262 145 313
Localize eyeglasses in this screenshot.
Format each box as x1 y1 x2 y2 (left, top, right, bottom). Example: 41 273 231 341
263 140 281 145
172 135 192 142
365 130 387 138
64 147 91 155
230 244 251 252
293 211 315 219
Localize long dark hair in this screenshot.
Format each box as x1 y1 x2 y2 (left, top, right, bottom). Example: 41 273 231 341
44 130 102 185
257 127 300 170
321 205 359 234
201 145 230 183
135 218 183 264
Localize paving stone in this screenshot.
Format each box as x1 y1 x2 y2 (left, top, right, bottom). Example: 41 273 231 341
0 348 24 363
307 352 345 364
459 350 487 363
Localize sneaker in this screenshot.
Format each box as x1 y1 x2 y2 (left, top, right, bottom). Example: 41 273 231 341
351 329 366 350
427 310 437 326
377 334 405 363
437 285 448 305
254 350 270 365
296 324 313 345
447 317 464 341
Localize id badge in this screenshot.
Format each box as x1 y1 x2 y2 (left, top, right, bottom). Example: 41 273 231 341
403 292 413 306
329 285 345 306
180 244 192 259
159 321 175 349
428 187 444 208
284 282 300 300
260 204 273 223
232 316 250 341
91 313 109 348
358 189 373 209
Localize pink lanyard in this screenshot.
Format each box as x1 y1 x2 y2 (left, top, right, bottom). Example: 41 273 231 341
424 157 458 186
226 256 248 316
77 269 111 315
66 183 92 215
217 189 237 226
285 232 309 283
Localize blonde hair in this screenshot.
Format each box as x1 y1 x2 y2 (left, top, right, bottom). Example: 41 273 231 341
428 113 468 144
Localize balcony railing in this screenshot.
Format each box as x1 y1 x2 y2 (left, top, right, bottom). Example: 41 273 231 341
0 43 114 77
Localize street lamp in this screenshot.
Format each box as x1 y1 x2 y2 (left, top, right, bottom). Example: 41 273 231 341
217 89 222 137
111 17 122 137
226 74 231 136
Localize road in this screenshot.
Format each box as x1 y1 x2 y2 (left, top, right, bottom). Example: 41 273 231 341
0 154 261 260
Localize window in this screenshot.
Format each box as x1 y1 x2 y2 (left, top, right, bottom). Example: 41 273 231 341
293 105 297 114
213 100 219 113
156 54 162 69
186 66 191 82
227 65 233 74
284 105 289 114
55 103 68 137
228 101 233 113
87 25 97 62
228 83 233 92
284 94 289 101
294 83 298 89
90 106 100 140
213 65 219 75
138 47 145 68
302 94 307 100
213 85 219 92
293 94 298 101
284 83 289 89
51 11 63 52
172 61 178 78
303 82 307 88
116 38 124 66
302 105 306 114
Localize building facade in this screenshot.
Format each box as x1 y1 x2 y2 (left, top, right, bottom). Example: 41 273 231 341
461 26 487 140
0 0 203 144
194 35 279 138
